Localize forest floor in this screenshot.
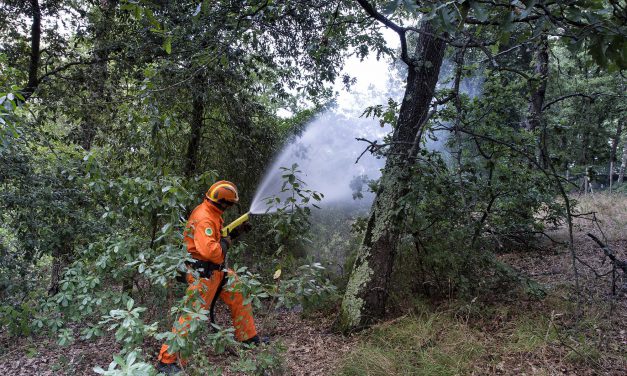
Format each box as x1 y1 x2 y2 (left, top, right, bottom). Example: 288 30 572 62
2 194 626 375
479 195 627 375
0 306 357 375
334 194 627 375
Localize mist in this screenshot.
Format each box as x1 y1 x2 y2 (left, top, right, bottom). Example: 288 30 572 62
250 109 391 214
248 54 484 215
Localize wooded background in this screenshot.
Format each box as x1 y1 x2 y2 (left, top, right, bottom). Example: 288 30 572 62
1 1 626 375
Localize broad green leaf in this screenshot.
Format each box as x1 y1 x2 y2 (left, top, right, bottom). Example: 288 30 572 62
470 1 488 22
382 1 400 15
163 36 172 54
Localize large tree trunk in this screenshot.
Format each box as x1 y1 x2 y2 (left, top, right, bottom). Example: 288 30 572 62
339 20 446 332
618 143 627 184
23 0 41 101
524 34 549 166
609 121 623 190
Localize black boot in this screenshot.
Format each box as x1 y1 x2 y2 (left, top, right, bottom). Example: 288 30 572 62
243 334 270 346
156 361 182 375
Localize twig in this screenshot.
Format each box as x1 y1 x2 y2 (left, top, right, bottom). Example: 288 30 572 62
574 256 604 278
354 138 412 163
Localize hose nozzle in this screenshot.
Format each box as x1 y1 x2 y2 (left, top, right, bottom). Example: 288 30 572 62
221 212 250 237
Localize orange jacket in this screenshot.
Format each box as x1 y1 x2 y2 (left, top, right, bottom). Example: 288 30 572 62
184 200 225 264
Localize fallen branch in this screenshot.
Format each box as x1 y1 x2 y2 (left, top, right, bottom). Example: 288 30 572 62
586 233 627 274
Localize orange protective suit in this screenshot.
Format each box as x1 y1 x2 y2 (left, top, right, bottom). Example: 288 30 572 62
158 200 257 365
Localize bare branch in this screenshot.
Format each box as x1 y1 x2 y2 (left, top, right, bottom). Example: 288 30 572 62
354 0 410 65
542 93 597 111
354 137 413 163
355 138 380 163
587 233 627 274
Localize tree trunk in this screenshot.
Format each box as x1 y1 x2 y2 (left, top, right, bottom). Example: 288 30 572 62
48 256 63 296
524 34 549 166
609 121 623 190
619 143 627 184
339 20 446 332
23 0 41 101
48 243 71 296
184 93 205 178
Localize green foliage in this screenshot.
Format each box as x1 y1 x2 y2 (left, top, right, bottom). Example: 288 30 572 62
224 256 338 313
94 350 157 376
0 54 24 140
100 299 158 353
0 0 625 373
0 302 36 336
265 163 324 255
361 97 400 128
392 148 559 298
155 284 214 359
230 343 287 376
273 262 338 311
225 266 269 309
383 0 626 70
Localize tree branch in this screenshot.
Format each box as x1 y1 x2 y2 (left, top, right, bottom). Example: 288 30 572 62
354 0 410 65
587 233 627 274
542 93 596 111
38 60 100 83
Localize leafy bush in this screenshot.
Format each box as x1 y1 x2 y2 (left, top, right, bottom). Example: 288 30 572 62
94 350 156 376
100 299 158 353
264 163 323 256
230 343 287 376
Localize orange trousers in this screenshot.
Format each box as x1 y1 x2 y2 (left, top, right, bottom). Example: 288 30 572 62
158 269 257 364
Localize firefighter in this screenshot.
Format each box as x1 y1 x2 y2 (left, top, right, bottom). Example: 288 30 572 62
157 181 259 375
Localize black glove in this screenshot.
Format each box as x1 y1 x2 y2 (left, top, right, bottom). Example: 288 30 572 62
220 238 230 253
175 269 188 284
229 221 252 239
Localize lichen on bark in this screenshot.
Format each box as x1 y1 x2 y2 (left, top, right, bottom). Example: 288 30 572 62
339 253 373 330
338 166 401 331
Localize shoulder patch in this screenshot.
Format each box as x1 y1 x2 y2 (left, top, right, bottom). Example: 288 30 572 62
205 227 213 236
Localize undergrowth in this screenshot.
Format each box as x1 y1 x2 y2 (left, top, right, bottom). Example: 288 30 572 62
337 291 622 376
338 314 485 376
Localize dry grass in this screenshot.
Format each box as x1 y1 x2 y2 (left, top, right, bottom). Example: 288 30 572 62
338 290 626 375
338 314 487 376
573 192 627 241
